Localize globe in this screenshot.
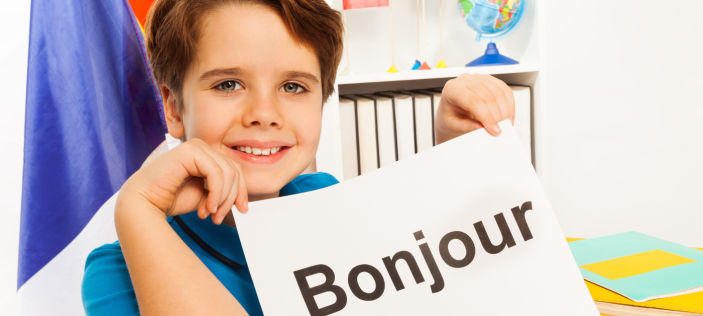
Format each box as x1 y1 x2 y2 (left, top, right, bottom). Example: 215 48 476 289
458 0 526 67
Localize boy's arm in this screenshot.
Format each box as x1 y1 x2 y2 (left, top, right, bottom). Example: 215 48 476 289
435 74 515 144
115 139 249 316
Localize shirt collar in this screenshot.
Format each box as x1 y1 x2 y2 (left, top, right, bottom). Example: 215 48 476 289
175 179 303 266
279 179 302 196
177 212 248 266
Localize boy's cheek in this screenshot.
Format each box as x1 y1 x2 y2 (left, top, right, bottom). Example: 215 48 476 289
295 120 322 159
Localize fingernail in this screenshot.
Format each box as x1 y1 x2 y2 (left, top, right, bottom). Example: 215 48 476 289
244 200 249 209
217 215 224 225
494 124 501 133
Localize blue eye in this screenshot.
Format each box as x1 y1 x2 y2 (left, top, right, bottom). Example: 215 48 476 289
281 82 304 94
219 80 241 91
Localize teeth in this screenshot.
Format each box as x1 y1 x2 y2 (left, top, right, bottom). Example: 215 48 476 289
235 146 282 155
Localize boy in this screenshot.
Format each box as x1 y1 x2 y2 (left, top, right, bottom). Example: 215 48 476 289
81 0 515 315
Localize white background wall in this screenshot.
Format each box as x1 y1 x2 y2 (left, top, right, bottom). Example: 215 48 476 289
544 1 703 246
0 0 31 314
0 0 701 314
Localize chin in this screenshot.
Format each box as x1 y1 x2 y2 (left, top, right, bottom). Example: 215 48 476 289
243 169 296 198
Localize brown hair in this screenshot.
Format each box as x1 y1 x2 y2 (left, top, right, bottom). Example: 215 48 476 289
144 0 344 111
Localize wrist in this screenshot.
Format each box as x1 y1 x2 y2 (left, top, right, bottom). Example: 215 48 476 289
434 128 458 145
114 186 167 230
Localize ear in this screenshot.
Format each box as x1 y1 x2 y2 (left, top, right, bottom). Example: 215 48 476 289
161 84 185 140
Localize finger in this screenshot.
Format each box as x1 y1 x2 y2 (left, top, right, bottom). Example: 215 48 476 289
177 140 225 214
200 145 236 209
480 75 510 122
212 167 238 225
231 161 249 213
486 75 515 125
453 88 501 135
446 115 485 135
212 157 245 224
466 80 502 127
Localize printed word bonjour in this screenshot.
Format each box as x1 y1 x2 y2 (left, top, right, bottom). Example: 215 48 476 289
293 202 535 316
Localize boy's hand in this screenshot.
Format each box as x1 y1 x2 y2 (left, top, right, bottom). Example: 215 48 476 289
122 138 248 225
435 74 515 144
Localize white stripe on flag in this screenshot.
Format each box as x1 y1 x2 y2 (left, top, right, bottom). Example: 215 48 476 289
17 191 119 316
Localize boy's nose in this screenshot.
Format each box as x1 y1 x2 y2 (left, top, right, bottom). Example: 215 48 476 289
242 92 283 129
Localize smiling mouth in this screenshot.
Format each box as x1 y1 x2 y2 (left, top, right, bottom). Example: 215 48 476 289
233 146 287 156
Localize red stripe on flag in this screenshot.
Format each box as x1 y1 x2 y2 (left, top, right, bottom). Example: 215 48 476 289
128 0 156 27
343 0 390 10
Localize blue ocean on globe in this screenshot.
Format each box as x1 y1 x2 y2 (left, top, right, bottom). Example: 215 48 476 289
457 0 526 66
458 0 523 36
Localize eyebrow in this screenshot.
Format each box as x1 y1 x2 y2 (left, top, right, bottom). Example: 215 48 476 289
199 67 243 81
198 68 319 84
282 71 319 84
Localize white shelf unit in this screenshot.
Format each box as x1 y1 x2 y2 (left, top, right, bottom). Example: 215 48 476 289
316 0 548 187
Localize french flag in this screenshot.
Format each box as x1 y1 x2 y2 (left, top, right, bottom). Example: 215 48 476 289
18 0 163 314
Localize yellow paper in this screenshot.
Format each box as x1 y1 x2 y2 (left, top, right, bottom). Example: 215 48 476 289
580 249 695 280
586 281 703 313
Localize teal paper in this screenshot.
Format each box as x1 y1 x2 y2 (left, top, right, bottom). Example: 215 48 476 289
569 232 703 302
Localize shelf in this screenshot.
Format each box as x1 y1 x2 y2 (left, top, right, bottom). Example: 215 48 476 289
336 63 541 86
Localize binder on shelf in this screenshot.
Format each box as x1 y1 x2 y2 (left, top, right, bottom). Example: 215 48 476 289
386 92 416 161
373 93 399 167
338 96 360 180
338 84 526 179
355 95 379 175
410 90 435 153
427 88 442 145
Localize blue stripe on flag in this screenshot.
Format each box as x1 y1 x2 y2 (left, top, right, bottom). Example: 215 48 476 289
19 0 165 288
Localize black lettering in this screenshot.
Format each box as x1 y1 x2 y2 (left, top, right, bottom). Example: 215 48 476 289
347 264 385 301
438 231 476 268
474 213 516 254
294 264 347 316
511 201 534 241
414 230 445 293
382 251 425 291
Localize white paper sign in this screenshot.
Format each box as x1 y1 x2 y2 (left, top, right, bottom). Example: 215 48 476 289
234 121 599 316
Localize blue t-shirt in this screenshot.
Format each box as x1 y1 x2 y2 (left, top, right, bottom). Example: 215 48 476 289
82 172 338 316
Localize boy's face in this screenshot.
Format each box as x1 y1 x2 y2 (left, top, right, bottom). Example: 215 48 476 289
165 4 323 198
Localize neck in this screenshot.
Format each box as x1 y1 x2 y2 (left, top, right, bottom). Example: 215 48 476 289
222 191 280 228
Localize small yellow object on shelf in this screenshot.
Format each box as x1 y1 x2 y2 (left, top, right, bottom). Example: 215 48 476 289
387 65 398 73
436 59 447 68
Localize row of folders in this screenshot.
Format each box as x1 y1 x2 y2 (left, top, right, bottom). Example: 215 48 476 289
339 86 532 180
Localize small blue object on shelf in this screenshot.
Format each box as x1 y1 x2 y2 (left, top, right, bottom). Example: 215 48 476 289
411 60 422 70
466 42 518 66
458 0 527 67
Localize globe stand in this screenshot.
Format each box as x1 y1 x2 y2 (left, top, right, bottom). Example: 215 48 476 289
466 43 519 67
